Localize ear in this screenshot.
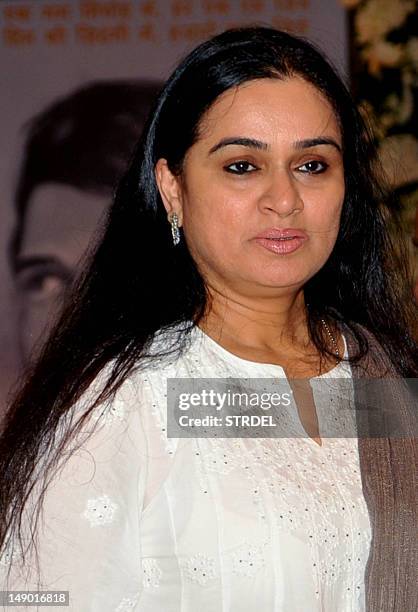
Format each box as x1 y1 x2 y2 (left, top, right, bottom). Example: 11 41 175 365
154 158 183 225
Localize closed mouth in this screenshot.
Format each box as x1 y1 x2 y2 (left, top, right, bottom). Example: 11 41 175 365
265 236 298 240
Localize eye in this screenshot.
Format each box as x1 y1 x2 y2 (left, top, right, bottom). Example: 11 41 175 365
297 160 328 174
14 261 72 303
18 272 66 298
224 160 258 175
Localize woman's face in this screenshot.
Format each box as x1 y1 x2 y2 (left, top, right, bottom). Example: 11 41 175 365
157 76 345 298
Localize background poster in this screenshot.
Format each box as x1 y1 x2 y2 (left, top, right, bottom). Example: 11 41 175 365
0 0 348 412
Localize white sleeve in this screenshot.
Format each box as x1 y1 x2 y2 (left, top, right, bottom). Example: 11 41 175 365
0 372 149 612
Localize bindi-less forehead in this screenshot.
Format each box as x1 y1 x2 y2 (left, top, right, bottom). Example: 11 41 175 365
193 76 342 154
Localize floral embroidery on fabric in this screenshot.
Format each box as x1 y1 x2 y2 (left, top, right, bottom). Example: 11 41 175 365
179 553 216 585
190 432 370 601
199 439 243 476
231 542 266 577
82 494 118 526
144 378 177 455
91 396 126 424
142 557 162 588
0 541 22 566
114 594 139 611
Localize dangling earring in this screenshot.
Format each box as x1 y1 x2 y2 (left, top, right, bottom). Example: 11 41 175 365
169 212 180 246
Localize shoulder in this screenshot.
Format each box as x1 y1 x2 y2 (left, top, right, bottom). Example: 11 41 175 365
341 322 398 377
74 320 194 419
341 324 417 439
68 331 188 454
48 360 156 483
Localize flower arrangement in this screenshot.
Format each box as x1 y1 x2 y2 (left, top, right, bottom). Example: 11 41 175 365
341 0 418 293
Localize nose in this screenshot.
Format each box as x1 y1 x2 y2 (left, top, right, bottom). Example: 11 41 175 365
258 169 303 217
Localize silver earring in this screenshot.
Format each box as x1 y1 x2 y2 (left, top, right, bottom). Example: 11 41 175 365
169 212 180 245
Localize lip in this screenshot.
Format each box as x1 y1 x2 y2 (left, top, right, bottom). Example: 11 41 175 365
254 228 308 240
253 227 308 255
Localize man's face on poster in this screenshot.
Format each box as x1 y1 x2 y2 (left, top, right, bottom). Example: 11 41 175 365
8 80 162 366
13 183 109 362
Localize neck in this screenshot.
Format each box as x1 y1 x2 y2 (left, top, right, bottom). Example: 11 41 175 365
197 284 310 354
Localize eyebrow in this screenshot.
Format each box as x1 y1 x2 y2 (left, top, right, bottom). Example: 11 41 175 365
13 255 66 274
295 137 342 153
208 136 342 154
209 137 267 154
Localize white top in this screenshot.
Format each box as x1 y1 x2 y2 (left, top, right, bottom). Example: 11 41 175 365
1 324 372 612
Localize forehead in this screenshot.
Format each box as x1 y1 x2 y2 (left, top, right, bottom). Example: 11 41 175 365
196 76 340 144
19 183 109 261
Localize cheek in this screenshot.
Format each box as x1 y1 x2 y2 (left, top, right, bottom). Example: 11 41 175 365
307 186 344 232
182 184 247 249
302 192 344 264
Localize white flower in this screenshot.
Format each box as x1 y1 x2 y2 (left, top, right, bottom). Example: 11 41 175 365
115 595 139 612
361 40 403 75
231 542 265 577
0 541 22 566
82 494 118 526
179 553 216 585
378 135 418 188
142 557 162 588
355 0 415 44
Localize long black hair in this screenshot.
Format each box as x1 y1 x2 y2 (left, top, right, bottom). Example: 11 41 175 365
1 26 417 564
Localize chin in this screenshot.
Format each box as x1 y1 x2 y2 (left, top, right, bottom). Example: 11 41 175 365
250 268 312 288
248 276 306 292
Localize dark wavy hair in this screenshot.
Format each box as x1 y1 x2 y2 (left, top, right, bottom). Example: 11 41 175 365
1 26 417 573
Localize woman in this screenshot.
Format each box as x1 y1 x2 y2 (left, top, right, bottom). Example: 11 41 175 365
0 27 417 612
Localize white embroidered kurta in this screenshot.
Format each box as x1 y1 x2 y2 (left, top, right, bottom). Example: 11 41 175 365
1 324 372 611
